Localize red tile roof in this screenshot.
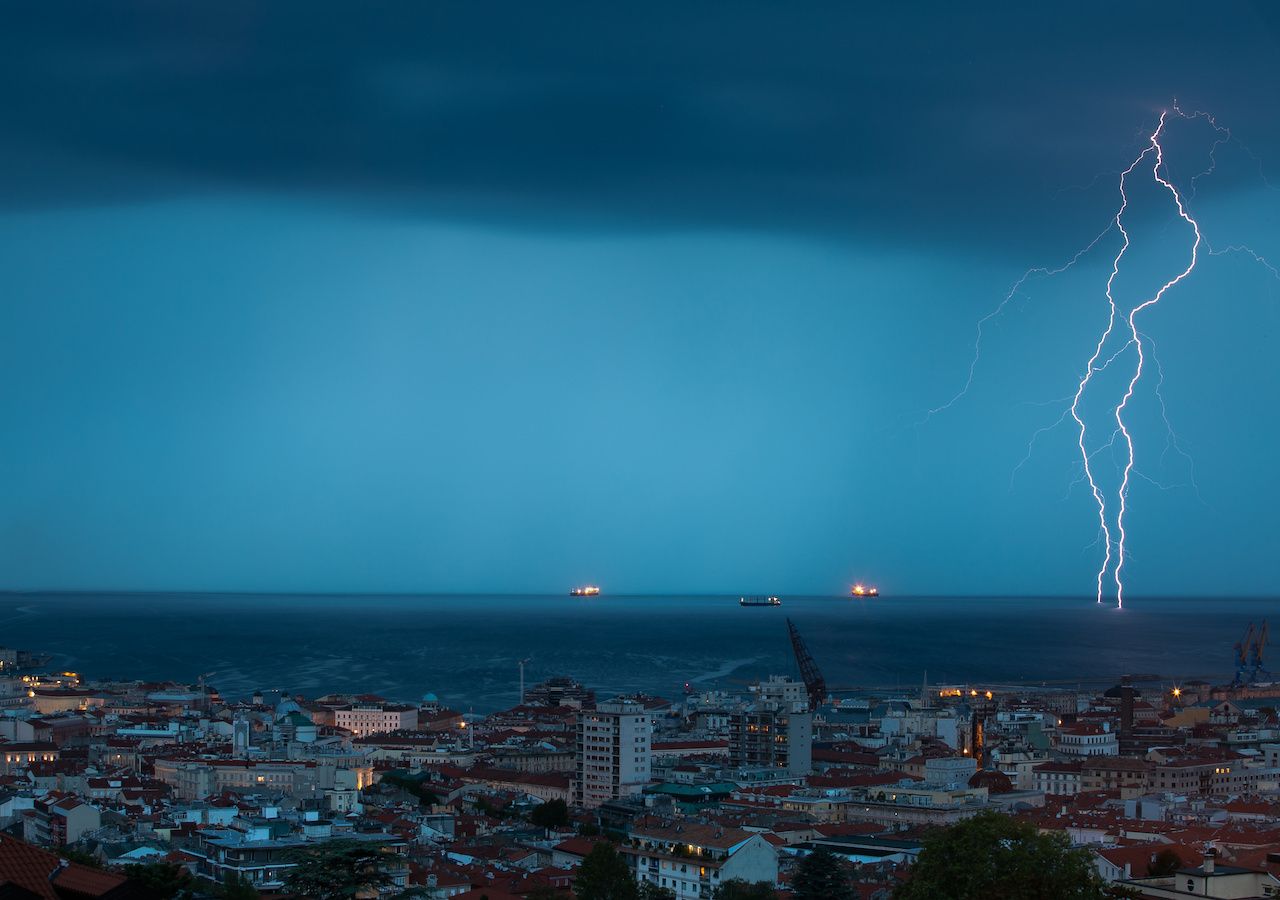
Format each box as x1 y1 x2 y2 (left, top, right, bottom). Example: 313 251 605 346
0 834 128 899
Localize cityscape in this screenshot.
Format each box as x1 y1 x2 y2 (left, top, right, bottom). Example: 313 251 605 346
4 2 1280 899
4 612 1280 898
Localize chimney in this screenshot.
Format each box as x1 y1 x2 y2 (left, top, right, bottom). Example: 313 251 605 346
1203 847 1216 875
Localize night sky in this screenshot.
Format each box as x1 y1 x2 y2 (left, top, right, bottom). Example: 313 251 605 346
2 3 1278 596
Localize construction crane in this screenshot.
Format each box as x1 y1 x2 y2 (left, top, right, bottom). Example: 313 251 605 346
786 618 827 712
1250 621 1271 683
1233 624 1256 685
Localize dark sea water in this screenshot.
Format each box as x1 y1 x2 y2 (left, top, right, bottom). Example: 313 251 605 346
0 593 1272 712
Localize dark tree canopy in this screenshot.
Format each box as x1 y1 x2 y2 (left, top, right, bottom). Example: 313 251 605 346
531 798 570 829
638 882 676 900
1147 847 1184 877
713 878 778 900
214 872 262 900
283 840 400 900
893 811 1106 900
121 861 195 900
792 846 852 900
574 843 638 900
379 770 441 805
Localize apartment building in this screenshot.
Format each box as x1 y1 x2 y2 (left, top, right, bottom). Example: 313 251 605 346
575 698 651 808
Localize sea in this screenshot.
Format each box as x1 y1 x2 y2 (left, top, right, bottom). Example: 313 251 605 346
0 593 1272 713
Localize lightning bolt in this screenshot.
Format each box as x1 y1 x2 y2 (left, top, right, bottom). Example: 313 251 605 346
930 103 1272 606
1069 111 1205 608
1069 131 1150 606
1109 112 1202 608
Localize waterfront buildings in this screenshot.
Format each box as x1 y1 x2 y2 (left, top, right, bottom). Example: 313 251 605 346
8 647 1280 898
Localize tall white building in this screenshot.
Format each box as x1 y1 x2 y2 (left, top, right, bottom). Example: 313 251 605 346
575 698 652 808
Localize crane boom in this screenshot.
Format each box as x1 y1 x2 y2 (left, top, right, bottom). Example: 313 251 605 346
1236 623 1256 666
786 618 827 712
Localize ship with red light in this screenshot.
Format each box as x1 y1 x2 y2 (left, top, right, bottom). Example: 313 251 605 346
850 583 879 598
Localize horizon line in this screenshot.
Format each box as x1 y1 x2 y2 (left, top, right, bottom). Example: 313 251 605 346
1 589 1276 601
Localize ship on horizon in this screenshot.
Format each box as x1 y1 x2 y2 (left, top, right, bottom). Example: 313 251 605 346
740 595 782 607
570 585 601 596
851 583 879 597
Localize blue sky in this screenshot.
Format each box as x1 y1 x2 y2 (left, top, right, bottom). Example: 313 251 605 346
2 3 1279 595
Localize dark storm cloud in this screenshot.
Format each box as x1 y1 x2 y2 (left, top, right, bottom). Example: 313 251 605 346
3 2 1278 247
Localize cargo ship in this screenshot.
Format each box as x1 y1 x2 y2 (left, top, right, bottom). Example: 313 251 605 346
570 586 601 596
740 595 782 607
850 583 879 597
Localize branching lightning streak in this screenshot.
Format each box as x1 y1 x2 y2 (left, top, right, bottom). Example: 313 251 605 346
923 224 1113 420
1069 136 1149 605
1209 245 1280 282
1109 112 1201 608
1173 100 1231 198
1144 331 1203 503
1010 343 1132 491
929 103 1272 606
1066 429 1121 504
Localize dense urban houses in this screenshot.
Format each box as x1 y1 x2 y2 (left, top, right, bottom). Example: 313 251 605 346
5 653 1280 898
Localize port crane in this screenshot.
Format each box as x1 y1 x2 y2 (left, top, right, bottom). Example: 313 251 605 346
786 618 827 712
1233 621 1271 685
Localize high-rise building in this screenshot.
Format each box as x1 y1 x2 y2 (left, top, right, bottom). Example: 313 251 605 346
575 698 651 807
728 676 813 777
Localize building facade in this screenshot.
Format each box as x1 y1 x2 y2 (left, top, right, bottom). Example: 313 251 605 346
334 704 419 737
575 699 652 808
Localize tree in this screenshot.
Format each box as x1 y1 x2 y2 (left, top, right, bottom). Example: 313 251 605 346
574 843 638 900
531 798 570 829
121 861 195 900
58 846 103 869
380 770 440 805
792 846 851 900
214 872 261 900
1103 886 1146 899
892 811 1106 900
638 883 676 900
1146 847 1183 877
713 879 777 900
283 840 400 900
